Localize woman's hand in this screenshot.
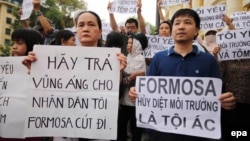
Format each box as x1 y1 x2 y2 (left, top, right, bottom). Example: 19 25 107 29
219 92 236 110
129 87 138 102
212 46 221 56
116 53 127 71
22 51 37 74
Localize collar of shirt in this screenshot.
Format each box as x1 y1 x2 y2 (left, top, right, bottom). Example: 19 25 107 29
167 45 201 56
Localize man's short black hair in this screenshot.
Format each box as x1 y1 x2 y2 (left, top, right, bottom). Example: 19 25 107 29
125 18 138 28
171 8 200 29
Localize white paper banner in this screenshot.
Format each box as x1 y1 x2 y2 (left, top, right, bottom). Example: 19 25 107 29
216 28 250 61
136 76 222 139
0 57 28 138
109 0 137 14
194 4 226 30
24 45 120 140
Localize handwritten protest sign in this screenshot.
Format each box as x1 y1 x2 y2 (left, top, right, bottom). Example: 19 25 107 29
20 0 33 20
144 35 174 58
0 57 28 138
24 45 120 140
216 28 250 61
161 0 190 6
230 11 250 29
193 4 226 30
109 0 137 14
136 76 222 139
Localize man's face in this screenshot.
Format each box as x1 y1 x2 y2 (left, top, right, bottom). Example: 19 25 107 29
125 22 138 34
172 16 199 43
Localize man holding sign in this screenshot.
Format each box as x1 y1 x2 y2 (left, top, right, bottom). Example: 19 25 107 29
128 8 236 141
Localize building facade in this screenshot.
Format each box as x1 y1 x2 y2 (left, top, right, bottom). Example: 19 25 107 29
0 0 20 49
161 0 250 37
163 0 250 21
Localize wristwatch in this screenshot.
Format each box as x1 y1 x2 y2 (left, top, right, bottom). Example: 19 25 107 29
35 10 42 16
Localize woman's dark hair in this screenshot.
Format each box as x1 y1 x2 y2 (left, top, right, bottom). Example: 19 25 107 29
11 28 44 55
50 30 75 45
205 30 217 36
75 10 103 46
105 31 125 48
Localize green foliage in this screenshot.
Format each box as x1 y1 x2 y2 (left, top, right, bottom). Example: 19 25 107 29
11 0 87 30
43 0 87 29
11 7 25 29
0 45 11 56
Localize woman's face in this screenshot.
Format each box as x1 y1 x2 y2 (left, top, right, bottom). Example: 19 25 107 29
159 23 171 37
127 38 133 53
76 13 102 47
62 36 76 46
12 39 27 56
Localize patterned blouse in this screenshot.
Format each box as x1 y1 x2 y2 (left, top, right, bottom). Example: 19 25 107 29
220 59 250 104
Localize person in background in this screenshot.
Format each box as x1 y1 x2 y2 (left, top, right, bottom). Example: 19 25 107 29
0 28 43 141
117 33 147 141
219 13 250 141
145 20 172 66
128 8 236 141
203 30 220 59
50 29 76 46
107 0 147 56
105 31 125 48
202 14 234 60
11 28 44 56
22 10 127 141
18 0 57 45
157 20 172 37
107 0 146 35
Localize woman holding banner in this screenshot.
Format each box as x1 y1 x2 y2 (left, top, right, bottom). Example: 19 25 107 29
0 28 43 141
22 11 127 141
22 10 127 75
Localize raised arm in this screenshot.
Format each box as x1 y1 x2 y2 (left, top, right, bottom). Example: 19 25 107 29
107 1 119 32
222 14 235 30
157 0 166 21
33 0 53 35
137 0 146 34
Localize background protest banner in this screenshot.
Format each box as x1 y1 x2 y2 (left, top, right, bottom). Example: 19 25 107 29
24 45 120 140
0 57 28 138
161 0 190 6
216 28 250 61
109 0 137 14
193 4 226 30
102 22 112 41
135 76 222 139
230 11 250 29
144 35 174 58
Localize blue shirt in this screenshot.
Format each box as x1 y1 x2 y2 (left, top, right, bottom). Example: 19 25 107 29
147 45 221 78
